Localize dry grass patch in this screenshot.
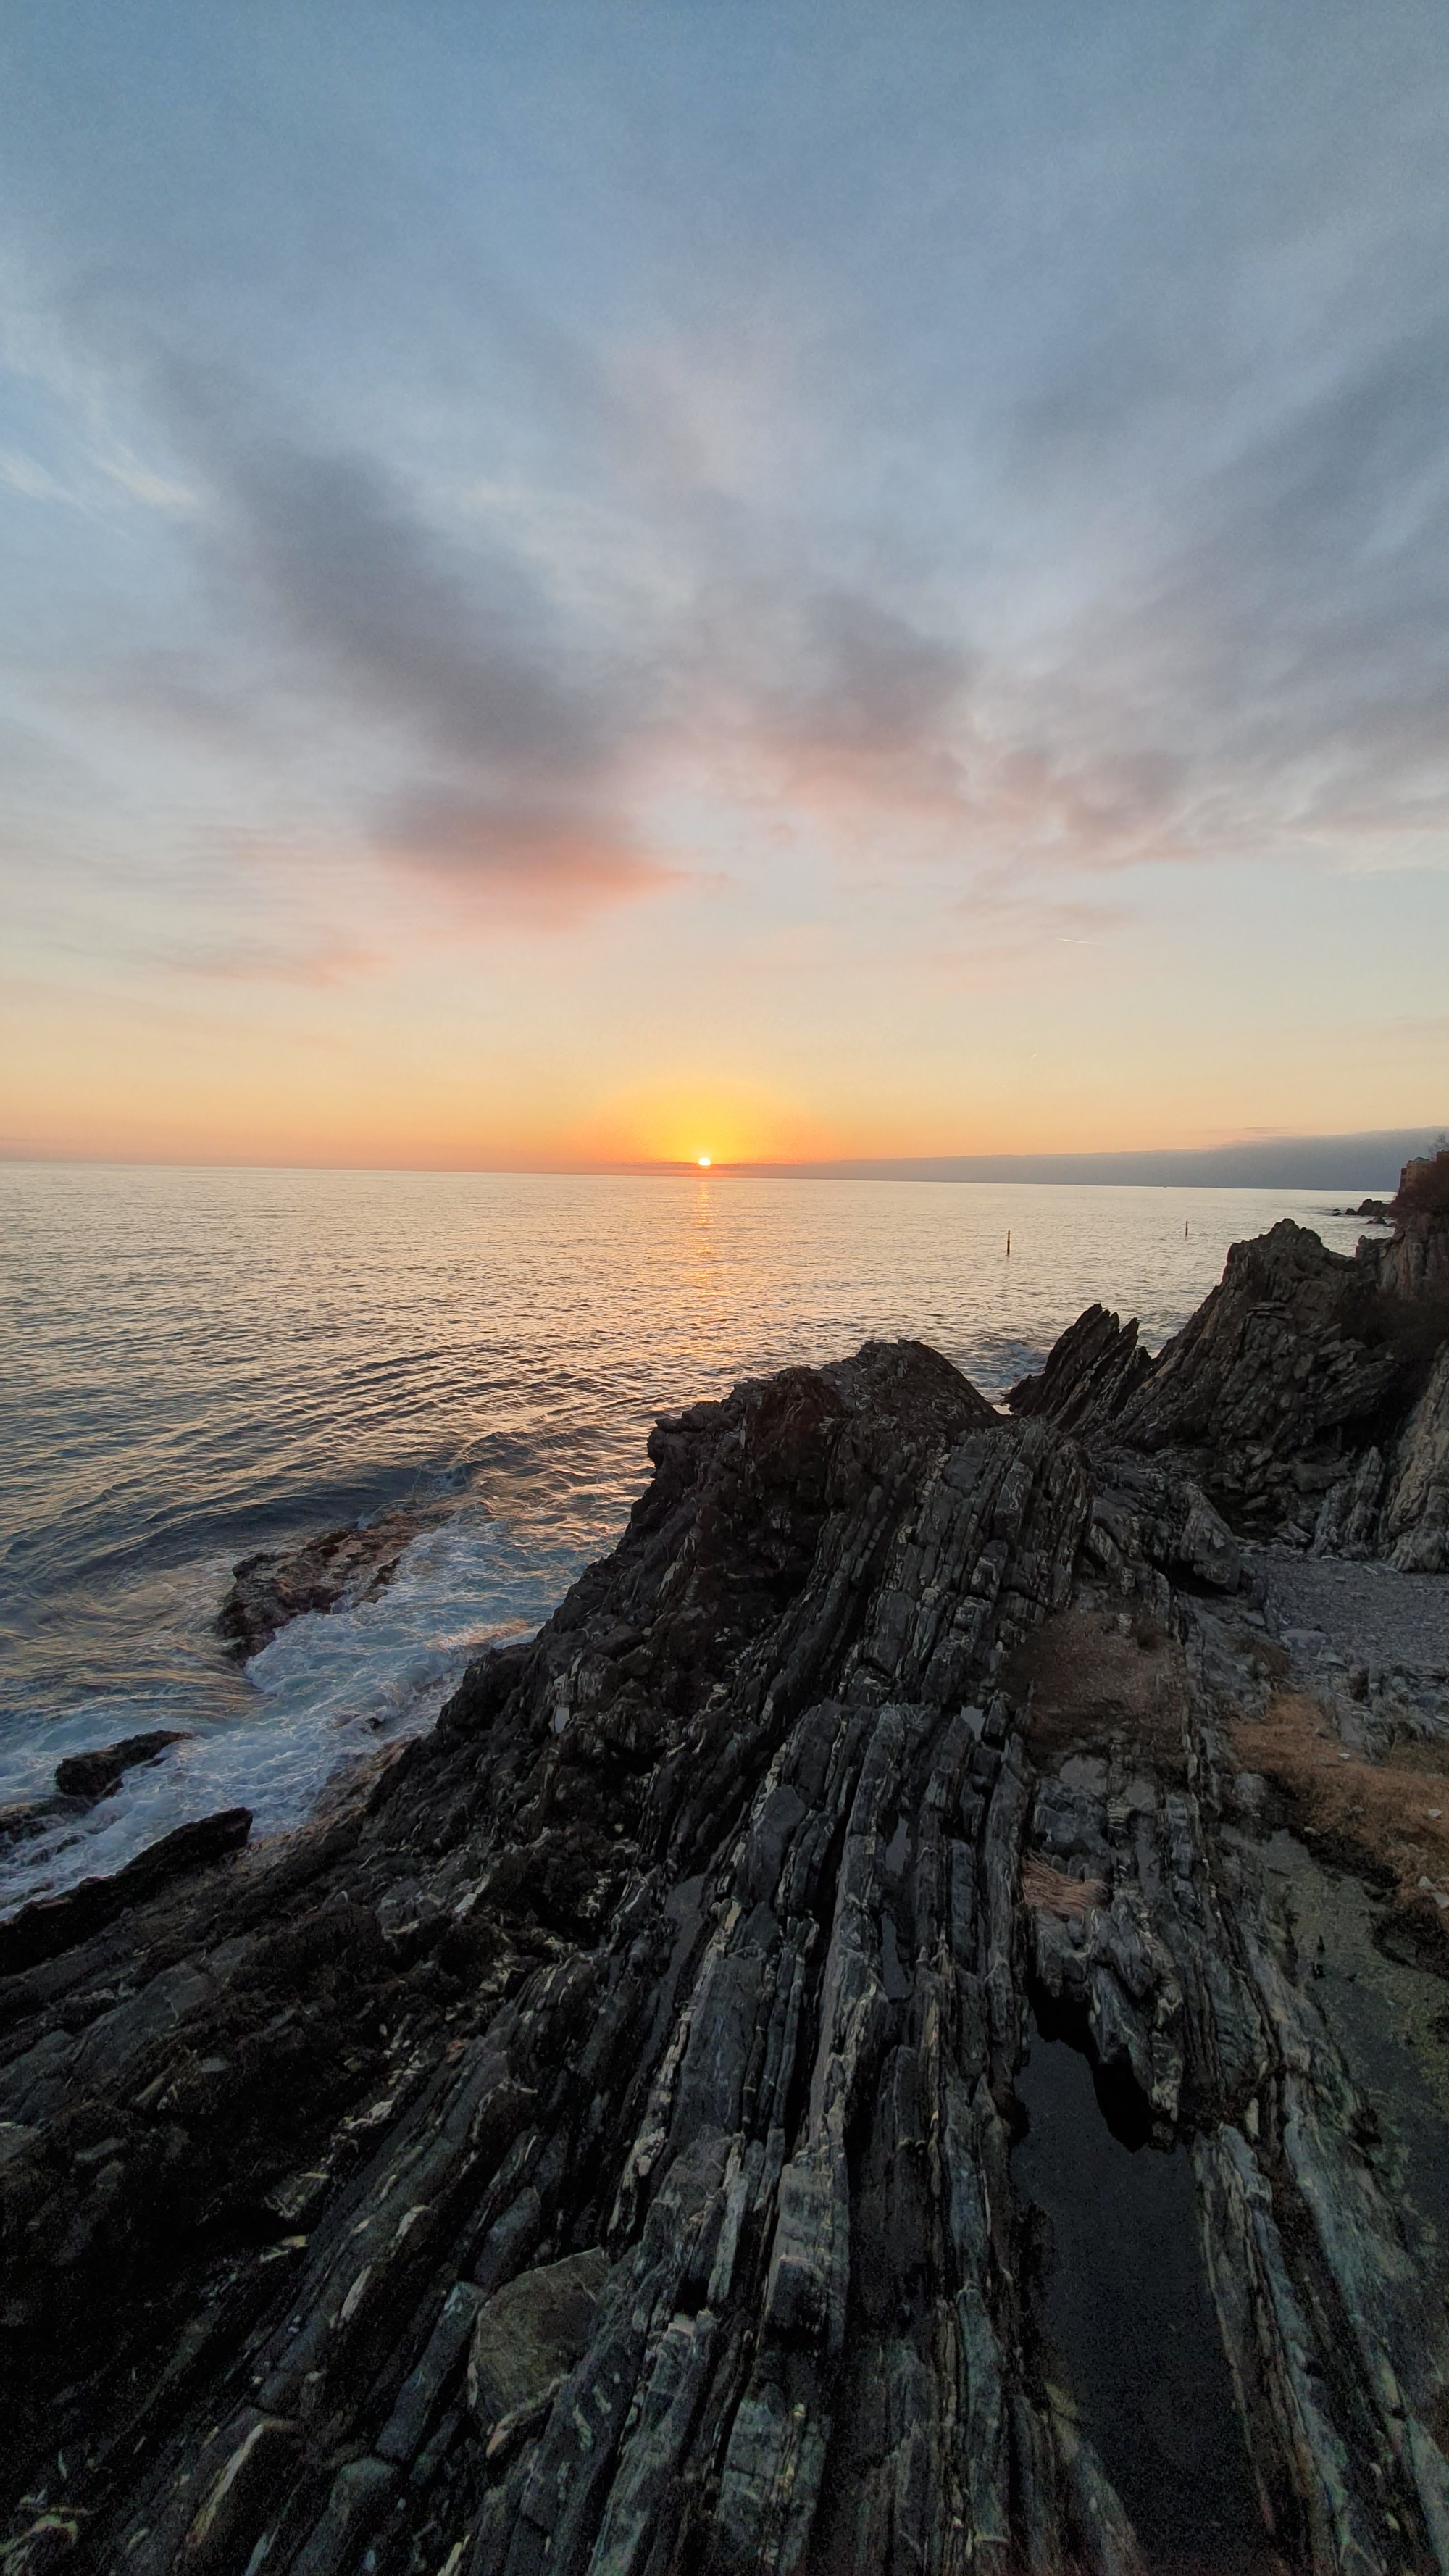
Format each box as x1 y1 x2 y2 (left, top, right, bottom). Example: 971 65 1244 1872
1021 1854 1108 1920
1232 1692 1449 1913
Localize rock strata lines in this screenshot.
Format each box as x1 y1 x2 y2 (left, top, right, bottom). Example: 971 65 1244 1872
1 1186 1447 2574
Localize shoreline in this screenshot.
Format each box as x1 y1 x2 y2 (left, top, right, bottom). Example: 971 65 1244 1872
0 1169 1445 2572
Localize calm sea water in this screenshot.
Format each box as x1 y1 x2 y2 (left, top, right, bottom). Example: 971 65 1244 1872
0 1162 1369 1914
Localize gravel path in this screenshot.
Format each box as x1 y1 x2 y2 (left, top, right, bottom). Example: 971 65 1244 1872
1251 1548 1449 1674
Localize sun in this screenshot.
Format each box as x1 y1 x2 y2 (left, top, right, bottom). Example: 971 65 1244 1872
696 1154 712 1169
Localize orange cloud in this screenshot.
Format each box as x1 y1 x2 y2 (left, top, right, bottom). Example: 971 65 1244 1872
377 789 683 925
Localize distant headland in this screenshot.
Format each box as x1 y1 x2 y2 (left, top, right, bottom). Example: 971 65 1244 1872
672 1126 1449 1191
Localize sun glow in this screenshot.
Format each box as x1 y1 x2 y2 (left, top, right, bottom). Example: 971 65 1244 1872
697 1154 712 1168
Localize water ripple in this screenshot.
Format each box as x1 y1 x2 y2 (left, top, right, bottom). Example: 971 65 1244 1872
0 1164 1366 1909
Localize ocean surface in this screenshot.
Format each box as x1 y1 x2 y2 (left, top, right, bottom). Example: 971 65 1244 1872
0 1162 1370 1917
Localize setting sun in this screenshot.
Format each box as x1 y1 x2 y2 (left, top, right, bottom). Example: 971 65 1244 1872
697 1155 711 1168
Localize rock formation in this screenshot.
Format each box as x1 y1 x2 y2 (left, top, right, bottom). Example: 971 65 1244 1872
0 1201 1447 2575
218 1508 443 1662
1009 1153 1449 1567
53 1730 193 1804
0 1733 195 1862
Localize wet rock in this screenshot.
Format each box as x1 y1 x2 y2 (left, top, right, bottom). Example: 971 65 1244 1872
0 1793 86 1848
216 1508 437 1659
54 1730 192 1801
0 1807 252 1975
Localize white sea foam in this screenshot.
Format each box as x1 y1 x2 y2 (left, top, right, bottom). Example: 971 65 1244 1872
0 1511 582 1919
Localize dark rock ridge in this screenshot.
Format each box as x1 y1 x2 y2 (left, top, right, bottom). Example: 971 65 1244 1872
218 1507 444 1661
0 1808 253 1978
0 1305 1447 2573
1009 1157 1449 1564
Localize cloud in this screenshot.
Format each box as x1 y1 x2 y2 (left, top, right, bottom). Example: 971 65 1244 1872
159 933 377 987
375 785 681 920
203 435 614 777
760 589 968 756
13 193 1449 954
1007 310 1449 862
132 370 676 924
0 447 70 501
672 568 1198 880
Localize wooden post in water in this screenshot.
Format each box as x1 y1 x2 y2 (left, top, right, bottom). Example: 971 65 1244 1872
1006 1229 1011 1257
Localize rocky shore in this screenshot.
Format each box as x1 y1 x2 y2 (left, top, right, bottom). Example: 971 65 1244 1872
217 1505 451 1663
1 1164 1447 2575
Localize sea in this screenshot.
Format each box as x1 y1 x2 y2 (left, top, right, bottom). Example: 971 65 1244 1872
0 1162 1370 1918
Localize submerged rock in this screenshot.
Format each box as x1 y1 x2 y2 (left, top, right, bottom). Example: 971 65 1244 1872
0 1298 1445 2574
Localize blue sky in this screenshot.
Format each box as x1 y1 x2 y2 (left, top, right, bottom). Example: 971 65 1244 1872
2 1 1447 1165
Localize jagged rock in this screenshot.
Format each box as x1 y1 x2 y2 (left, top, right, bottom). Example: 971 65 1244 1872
1376 1149 1449 1302
216 1509 438 1659
1382 1341 1449 1573
54 1730 192 1802
1104 1222 1403 1509
1006 1304 1152 1433
0 1807 253 1976
1014 1198 1448 1549
0 1323 1446 2576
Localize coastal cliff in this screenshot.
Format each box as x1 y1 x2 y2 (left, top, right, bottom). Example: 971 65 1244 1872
1 1174 1447 2575
1009 1154 1449 1568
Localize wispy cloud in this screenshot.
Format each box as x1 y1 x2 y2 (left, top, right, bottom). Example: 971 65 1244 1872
157 933 379 987
2 0 1447 1148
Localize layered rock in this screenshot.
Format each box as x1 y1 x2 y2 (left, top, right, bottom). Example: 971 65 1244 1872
1011 1159 1449 1562
1380 1342 1449 1572
1005 1304 1151 1435
1 1331 1447 2576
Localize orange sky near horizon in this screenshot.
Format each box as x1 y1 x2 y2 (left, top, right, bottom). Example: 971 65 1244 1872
5 922 1444 1172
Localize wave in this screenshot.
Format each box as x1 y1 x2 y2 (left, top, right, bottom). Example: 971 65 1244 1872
0 1509 587 1919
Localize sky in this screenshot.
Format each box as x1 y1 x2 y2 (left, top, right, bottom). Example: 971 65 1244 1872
1 1 1448 1171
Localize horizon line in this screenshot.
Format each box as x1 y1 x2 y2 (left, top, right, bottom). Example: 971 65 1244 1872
1 1124 1442 1191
